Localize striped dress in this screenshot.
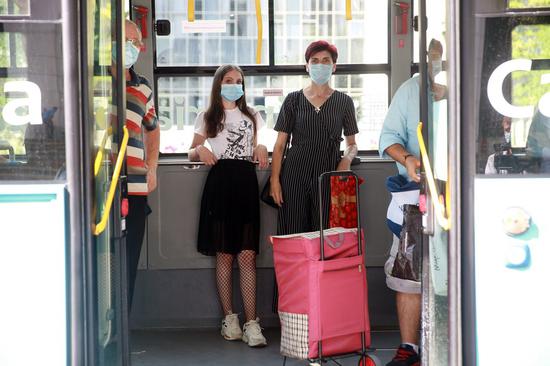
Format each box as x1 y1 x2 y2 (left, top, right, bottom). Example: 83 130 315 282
274 90 359 235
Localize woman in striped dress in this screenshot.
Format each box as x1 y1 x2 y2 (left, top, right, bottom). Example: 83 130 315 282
270 40 359 235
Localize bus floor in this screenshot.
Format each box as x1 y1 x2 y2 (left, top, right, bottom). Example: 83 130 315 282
130 328 400 365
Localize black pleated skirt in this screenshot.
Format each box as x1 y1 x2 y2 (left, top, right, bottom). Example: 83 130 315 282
197 159 260 256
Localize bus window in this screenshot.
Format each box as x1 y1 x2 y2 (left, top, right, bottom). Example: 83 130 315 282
508 0 550 9
0 19 65 180
479 17 550 175
154 0 389 154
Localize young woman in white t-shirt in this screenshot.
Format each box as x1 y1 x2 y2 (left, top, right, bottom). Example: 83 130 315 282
188 64 268 347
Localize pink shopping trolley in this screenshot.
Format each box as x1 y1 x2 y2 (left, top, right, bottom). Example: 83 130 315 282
271 171 378 366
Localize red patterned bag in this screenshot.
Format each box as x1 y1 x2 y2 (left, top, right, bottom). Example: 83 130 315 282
329 175 364 228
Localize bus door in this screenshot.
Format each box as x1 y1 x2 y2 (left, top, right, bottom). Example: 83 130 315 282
415 0 453 365
462 2 550 365
0 1 129 365
85 0 129 365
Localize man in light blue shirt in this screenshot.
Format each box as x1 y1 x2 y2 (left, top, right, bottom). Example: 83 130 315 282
379 39 445 366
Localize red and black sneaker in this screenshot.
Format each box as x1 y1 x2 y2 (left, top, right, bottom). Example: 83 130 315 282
386 344 420 366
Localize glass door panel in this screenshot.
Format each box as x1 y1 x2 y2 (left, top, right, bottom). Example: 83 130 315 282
87 0 125 365
417 1 450 365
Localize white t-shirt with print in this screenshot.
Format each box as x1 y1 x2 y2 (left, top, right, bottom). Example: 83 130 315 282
194 107 264 160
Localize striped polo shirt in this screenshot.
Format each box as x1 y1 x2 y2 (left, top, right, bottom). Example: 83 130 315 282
126 68 158 195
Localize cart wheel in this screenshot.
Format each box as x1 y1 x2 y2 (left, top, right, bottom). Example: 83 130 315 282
358 354 381 366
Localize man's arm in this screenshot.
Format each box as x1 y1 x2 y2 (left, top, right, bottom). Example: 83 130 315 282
385 143 421 182
144 126 160 193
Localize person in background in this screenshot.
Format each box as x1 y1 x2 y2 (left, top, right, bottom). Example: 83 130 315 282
485 116 512 174
122 19 160 311
378 39 444 366
189 64 269 347
270 40 359 235
526 109 550 173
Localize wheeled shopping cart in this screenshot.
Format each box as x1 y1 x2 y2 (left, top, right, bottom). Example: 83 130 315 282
271 171 379 366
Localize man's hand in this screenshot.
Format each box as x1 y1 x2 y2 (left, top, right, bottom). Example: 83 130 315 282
196 145 218 166
254 144 269 169
432 83 447 101
405 155 421 182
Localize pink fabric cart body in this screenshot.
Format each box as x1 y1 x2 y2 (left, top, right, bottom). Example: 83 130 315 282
271 227 371 361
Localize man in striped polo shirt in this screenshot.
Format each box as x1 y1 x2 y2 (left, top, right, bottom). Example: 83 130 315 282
123 20 160 310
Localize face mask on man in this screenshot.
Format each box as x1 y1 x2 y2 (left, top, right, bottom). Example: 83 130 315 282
124 41 140 68
308 64 333 85
431 59 442 78
221 84 244 102
111 41 141 68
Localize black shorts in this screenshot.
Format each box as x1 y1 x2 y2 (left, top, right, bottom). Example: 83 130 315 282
197 159 260 256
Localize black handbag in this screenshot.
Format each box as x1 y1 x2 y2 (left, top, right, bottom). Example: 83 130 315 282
260 139 289 209
260 176 278 208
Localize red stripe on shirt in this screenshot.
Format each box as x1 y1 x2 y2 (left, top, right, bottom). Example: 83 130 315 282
127 156 146 168
125 119 141 133
127 86 149 104
129 191 148 196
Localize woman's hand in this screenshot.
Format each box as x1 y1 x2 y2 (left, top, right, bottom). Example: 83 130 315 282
270 177 283 207
337 157 351 171
405 155 421 182
196 145 218 166
254 144 269 169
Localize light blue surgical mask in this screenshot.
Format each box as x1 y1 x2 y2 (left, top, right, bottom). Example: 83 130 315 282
308 64 333 85
124 41 140 68
112 41 140 68
221 84 244 102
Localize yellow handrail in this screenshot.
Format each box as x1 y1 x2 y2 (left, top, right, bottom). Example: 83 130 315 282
188 0 195 22
346 0 352 20
93 126 129 236
94 126 113 177
255 0 263 64
417 122 450 231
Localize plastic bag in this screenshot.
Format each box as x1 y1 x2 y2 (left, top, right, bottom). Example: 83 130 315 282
391 204 422 281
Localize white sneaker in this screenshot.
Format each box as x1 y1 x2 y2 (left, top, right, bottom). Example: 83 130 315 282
242 318 267 347
221 313 242 340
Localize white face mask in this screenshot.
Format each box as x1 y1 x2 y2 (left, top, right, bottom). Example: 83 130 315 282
431 59 442 78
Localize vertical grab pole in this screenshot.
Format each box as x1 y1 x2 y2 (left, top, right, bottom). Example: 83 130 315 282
188 0 195 22
346 0 352 20
255 0 263 64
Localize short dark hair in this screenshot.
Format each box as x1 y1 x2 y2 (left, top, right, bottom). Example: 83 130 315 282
304 40 338 63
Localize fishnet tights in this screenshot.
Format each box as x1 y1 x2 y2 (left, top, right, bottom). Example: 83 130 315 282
216 250 257 322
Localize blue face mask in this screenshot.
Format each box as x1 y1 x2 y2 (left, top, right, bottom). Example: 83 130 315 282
308 64 333 85
220 84 244 102
124 41 140 68
112 41 140 68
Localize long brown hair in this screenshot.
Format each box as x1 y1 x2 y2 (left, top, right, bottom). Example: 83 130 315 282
204 64 257 138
